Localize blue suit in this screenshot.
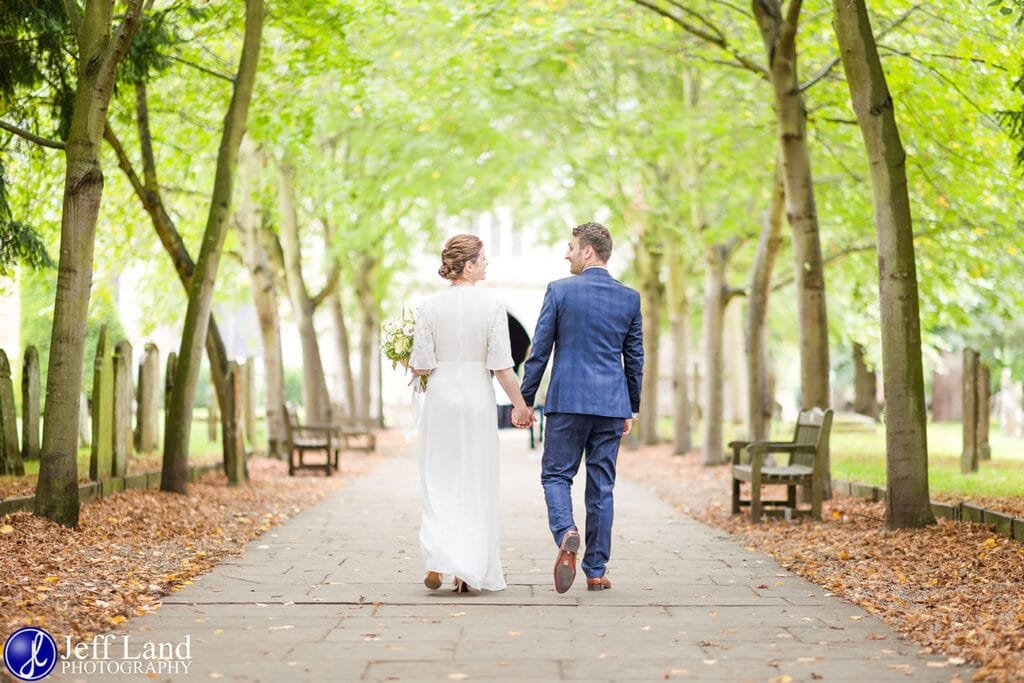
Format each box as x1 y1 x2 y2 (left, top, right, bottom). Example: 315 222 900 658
520 267 643 579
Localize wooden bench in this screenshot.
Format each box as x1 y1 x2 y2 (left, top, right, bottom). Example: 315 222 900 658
329 405 376 452
283 403 338 476
729 407 833 523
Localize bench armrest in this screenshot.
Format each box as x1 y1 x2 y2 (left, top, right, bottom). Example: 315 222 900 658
746 441 813 453
292 424 335 439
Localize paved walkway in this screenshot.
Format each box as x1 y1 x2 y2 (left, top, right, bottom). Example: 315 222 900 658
58 432 967 682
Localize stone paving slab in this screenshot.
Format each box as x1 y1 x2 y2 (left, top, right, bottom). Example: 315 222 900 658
50 432 970 682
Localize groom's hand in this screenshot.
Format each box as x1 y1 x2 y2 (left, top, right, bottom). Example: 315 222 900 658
623 418 633 436
512 406 534 428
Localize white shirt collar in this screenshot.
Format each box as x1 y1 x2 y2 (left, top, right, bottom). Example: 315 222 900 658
582 264 609 272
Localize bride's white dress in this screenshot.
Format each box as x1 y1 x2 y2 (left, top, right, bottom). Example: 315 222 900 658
409 285 513 591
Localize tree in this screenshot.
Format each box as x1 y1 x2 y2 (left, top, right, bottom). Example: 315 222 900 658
33 0 145 527
161 0 264 494
745 162 786 441
831 0 934 529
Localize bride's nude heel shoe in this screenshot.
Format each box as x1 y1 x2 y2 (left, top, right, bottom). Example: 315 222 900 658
424 571 442 590
452 578 470 593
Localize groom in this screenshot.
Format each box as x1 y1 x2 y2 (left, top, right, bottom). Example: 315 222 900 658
515 222 644 593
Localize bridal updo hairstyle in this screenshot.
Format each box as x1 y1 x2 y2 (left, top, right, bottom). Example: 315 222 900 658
438 234 483 281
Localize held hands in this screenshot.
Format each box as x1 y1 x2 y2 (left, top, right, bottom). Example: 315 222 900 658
511 405 536 429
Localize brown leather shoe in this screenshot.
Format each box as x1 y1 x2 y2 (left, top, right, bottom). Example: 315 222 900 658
586 575 612 591
424 571 442 590
554 529 581 593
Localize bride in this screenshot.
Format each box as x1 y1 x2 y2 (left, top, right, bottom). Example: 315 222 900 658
409 234 530 593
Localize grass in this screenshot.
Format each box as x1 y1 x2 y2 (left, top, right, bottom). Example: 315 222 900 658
830 421 1024 499
9 413 226 482
656 416 1024 499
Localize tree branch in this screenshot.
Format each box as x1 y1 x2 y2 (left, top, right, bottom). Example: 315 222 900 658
310 261 341 310
632 0 769 79
103 124 146 200
168 54 236 83
801 3 924 92
0 120 65 150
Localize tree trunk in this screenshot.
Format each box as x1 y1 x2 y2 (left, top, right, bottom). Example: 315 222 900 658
354 255 378 421
276 158 331 424
35 0 145 527
745 162 786 442
666 239 692 455
237 139 287 458
701 244 729 466
752 0 831 413
162 0 264 494
328 289 357 418
105 84 238 465
636 226 664 446
853 343 880 419
832 0 934 528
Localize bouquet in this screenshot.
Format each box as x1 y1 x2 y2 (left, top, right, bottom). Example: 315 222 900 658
382 307 428 392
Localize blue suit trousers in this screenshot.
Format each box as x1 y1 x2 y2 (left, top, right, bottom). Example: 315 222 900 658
541 412 623 579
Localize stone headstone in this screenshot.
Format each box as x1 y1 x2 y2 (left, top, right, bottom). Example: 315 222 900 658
89 326 114 482
997 368 1024 438
978 362 992 461
931 349 962 422
0 349 24 476
225 361 247 486
112 340 133 478
21 346 40 460
243 357 256 449
208 391 219 442
135 343 160 452
78 391 91 448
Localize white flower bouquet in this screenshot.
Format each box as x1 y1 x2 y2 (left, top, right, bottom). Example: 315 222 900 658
382 308 428 392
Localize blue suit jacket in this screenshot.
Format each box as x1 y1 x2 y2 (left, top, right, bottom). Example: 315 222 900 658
520 267 643 418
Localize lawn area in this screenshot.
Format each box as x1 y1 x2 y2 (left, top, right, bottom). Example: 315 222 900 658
656 416 1023 499
830 421 1024 498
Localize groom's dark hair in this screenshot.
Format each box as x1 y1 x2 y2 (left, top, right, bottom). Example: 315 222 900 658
573 222 613 262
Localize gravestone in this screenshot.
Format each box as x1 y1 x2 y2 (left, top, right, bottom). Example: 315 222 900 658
112 340 133 478
978 363 991 461
208 392 219 442
0 350 24 476
961 349 992 473
89 326 114 482
21 346 40 460
961 348 979 474
78 392 91 447
224 361 247 485
997 368 1024 437
931 349 962 421
243 358 256 449
135 343 160 452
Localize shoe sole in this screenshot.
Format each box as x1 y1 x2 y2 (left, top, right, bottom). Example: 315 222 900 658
554 531 581 594
587 582 611 591
424 572 442 590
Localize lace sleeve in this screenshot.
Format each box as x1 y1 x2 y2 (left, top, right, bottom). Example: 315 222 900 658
409 304 436 371
486 300 514 371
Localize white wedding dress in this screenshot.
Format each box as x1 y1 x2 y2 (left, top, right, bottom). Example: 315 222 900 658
409 285 513 591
